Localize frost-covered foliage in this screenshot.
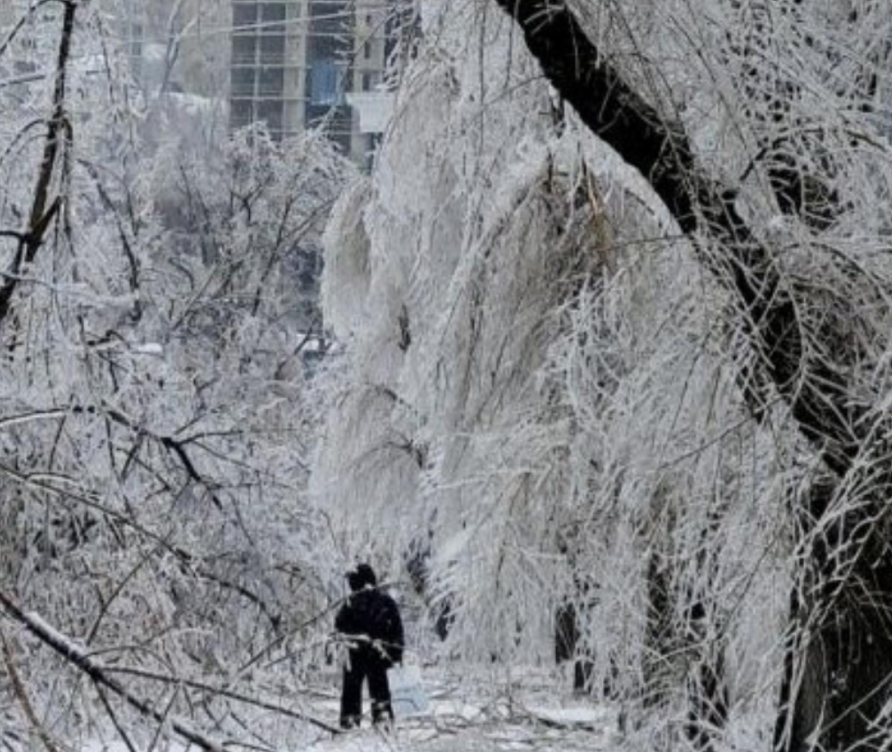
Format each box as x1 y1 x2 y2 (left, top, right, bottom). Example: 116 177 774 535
0 4 350 748
313 0 892 748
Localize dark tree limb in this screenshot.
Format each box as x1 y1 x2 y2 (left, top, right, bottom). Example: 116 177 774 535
492 0 857 476
102 403 225 510
77 159 142 314
0 1 75 328
94 681 139 752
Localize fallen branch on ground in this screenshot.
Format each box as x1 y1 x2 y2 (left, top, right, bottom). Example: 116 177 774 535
0 588 228 751
103 664 342 735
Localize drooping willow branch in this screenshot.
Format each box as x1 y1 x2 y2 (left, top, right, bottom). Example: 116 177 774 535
492 3 892 750
491 0 858 476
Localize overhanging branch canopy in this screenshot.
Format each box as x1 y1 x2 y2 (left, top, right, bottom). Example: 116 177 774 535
492 0 859 476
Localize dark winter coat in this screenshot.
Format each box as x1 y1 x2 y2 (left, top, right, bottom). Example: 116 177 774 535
335 586 405 667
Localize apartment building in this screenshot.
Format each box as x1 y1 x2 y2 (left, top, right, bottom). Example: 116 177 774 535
230 0 399 162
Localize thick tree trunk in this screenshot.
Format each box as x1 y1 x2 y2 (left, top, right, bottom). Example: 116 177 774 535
778 607 892 751
492 1 892 748
776 482 892 751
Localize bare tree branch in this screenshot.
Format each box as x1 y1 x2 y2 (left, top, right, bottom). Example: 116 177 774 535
491 0 859 475
0 1 75 328
0 588 230 752
492 3 892 750
0 626 62 752
103 665 342 735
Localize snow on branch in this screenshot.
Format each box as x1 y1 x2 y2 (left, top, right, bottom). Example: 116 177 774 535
0 589 228 751
0 626 61 752
492 0 858 476
0 588 343 749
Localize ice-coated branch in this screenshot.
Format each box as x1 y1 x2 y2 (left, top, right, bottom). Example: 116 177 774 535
0 626 62 752
103 665 342 735
0 0 60 62
0 458 282 632
0 1 75 328
102 403 225 510
491 0 856 475
0 588 228 752
493 2 892 750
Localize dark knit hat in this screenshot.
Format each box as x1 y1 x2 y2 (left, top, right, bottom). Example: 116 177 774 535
347 563 377 591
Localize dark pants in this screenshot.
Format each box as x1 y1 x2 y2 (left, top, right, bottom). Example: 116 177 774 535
340 649 393 729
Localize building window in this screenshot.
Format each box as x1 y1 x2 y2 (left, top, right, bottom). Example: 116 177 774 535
258 66 284 96
231 67 255 96
363 133 379 173
233 3 257 29
259 34 285 64
231 99 254 129
310 59 340 105
129 22 143 58
232 35 256 65
257 99 283 133
361 71 379 91
363 40 371 59
260 2 286 33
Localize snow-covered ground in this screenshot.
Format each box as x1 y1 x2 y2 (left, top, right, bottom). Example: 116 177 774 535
81 666 620 752
310 677 618 752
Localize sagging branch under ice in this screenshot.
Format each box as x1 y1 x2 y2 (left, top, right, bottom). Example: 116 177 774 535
493 1 892 749
0 588 342 748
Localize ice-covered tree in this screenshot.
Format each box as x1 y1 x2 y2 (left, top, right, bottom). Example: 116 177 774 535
314 0 892 749
0 3 350 748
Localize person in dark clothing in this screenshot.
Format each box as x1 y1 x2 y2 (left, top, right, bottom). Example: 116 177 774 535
335 563 405 729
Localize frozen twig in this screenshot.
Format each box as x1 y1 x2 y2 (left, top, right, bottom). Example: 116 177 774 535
0 626 62 752
0 589 229 752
